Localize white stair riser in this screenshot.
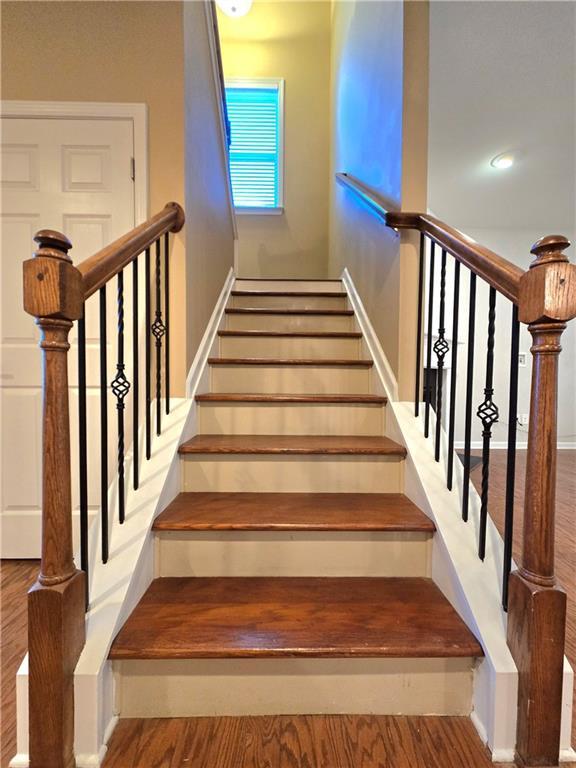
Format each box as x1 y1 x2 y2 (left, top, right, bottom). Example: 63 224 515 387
219 335 361 359
181 455 403 493
210 365 371 394
198 402 384 435
114 657 475 717
235 280 343 293
155 531 432 577
231 295 348 310
226 313 354 332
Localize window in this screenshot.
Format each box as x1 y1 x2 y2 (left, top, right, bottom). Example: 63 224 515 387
225 79 284 212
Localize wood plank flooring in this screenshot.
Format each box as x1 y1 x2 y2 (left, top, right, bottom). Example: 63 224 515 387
101 715 508 768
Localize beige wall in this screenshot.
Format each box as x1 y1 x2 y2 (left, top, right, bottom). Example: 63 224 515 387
218 1 331 278
2 1 235 393
329 0 428 398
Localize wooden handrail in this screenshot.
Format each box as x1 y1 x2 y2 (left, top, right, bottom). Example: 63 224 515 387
336 172 523 303
79 202 184 299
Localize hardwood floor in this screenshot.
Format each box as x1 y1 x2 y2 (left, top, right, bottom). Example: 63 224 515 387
102 715 504 768
1 451 574 767
0 559 39 768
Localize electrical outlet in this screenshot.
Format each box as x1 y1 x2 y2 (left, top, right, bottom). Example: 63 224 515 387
518 353 527 367
518 413 529 427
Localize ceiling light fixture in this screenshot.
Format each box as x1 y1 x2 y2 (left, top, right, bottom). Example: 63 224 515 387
490 153 514 170
216 0 253 17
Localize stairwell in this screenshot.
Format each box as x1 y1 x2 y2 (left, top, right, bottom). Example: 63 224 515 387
109 278 483 719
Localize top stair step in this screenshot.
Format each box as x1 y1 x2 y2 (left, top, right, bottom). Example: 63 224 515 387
232 290 347 298
225 308 354 316
235 279 343 293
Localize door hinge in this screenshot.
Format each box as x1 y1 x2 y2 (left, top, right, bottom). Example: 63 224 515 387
130 157 135 181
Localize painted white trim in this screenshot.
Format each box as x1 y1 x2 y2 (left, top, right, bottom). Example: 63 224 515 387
225 77 285 211
454 441 576 451
203 2 238 240
0 100 149 225
0 510 94 559
186 267 235 397
341 268 399 401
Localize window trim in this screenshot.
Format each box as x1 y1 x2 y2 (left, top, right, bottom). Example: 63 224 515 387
225 77 285 213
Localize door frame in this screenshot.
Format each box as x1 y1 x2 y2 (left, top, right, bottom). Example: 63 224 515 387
0 100 149 224
0 101 149 558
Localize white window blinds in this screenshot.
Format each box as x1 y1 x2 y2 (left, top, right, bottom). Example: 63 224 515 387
225 82 282 209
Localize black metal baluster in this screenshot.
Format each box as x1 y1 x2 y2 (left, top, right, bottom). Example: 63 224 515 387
112 271 130 524
462 272 477 522
77 309 89 606
424 241 436 438
132 258 139 490
433 250 449 460
152 239 166 436
415 233 425 417
447 261 461 489
164 232 170 416
145 248 151 460
502 306 520 609
99 287 109 563
477 287 499 560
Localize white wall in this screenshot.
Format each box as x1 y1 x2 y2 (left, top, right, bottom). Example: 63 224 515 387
428 1 576 447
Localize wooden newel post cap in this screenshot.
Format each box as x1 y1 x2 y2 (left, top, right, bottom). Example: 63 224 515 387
529 235 571 268
519 234 576 325
24 230 83 321
33 229 73 263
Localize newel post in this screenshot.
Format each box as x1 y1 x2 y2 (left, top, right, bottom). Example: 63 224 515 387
23 231 86 768
507 235 576 767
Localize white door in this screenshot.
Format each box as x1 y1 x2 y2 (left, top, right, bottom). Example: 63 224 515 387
1 115 136 557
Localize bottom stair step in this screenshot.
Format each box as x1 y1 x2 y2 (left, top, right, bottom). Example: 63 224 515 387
110 577 482 659
110 578 482 718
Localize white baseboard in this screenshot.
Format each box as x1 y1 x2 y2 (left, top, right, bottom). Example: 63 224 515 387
454 440 576 451
341 268 399 401
1 509 96 559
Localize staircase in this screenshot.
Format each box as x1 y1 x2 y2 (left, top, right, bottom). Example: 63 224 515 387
109 277 482 719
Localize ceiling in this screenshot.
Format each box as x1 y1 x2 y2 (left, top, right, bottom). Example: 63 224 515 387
428 1 575 234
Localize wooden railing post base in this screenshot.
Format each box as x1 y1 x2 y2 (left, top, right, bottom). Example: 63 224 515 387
507 570 566 767
28 570 86 768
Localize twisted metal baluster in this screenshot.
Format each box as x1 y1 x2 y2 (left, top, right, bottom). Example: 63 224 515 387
111 270 131 524
433 250 449 461
151 239 166 436
477 287 499 560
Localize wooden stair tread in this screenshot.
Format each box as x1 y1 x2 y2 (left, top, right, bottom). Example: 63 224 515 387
153 492 435 532
219 330 363 338
195 393 387 404
231 290 347 298
109 577 483 660
225 308 354 316
208 357 373 367
178 435 406 456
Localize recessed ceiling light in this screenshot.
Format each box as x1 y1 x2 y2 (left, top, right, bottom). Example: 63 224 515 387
217 0 253 17
490 153 514 170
